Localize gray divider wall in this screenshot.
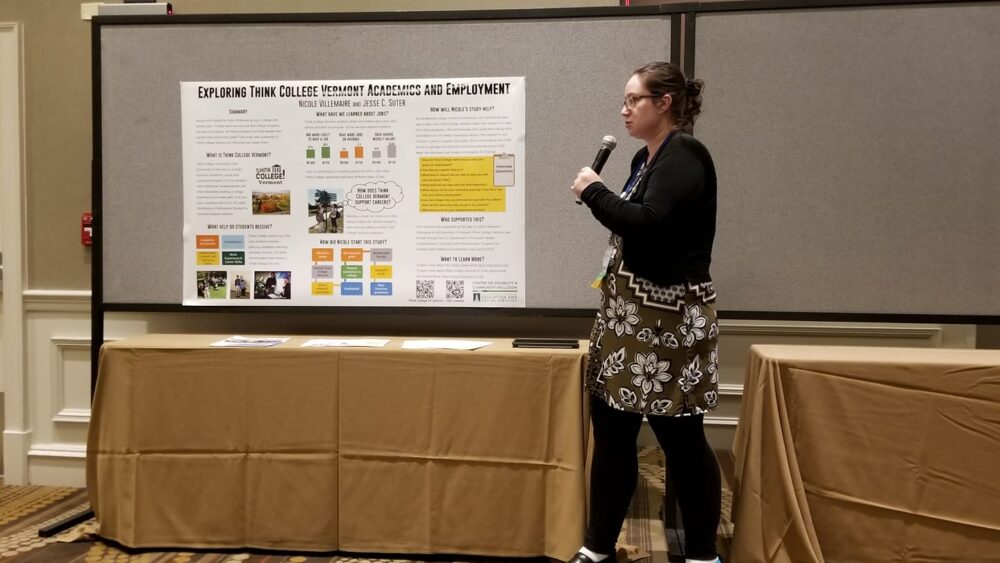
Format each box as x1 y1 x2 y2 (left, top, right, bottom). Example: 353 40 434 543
100 15 672 308
695 3 1000 316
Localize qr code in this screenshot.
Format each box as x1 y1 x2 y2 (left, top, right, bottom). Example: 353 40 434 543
446 280 465 301
416 280 435 299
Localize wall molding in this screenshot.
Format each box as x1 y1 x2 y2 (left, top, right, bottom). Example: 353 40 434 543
51 409 91 425
50 337 93 424
7 296 971 342
23 289 92 312
718 322 942 340
27 443 87 460
718 383 742 396
705 416 739 427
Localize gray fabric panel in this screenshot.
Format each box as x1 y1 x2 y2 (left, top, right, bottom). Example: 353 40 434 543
100 17 672 306
696 3 1000 316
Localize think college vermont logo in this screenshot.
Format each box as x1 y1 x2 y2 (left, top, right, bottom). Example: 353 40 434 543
256 164 286 185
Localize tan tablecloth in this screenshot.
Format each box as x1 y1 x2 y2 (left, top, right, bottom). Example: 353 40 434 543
731 345 1000 562
87 334 589 558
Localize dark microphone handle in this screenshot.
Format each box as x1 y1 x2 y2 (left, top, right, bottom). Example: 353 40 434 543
591 147 612 174
577 147 613 205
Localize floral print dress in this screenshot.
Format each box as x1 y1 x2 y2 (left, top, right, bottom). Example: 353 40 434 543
585 233 720 417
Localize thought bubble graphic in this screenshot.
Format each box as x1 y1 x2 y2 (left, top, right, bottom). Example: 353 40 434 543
346 181 403 213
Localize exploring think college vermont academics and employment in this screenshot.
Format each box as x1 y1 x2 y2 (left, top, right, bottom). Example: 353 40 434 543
181 77 526 307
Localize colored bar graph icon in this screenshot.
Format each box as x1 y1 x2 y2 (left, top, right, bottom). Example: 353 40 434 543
387 142 397 158
355 145 364 159
321 144 331 159
340 148 349 159
306 146 315 159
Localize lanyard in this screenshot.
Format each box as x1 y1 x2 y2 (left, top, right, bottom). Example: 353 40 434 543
620 162 646 200
620 128 679 201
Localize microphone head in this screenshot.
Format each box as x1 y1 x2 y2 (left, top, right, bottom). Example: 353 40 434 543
601 135 618 150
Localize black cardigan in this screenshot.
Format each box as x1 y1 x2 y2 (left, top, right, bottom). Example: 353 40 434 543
580 132 717 286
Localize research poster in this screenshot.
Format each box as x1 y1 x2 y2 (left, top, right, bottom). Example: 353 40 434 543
181 77 525 307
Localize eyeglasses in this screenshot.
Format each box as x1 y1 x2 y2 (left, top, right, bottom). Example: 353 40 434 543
622 94 661 109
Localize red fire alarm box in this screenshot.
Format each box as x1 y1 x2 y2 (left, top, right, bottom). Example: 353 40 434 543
82 212 93 246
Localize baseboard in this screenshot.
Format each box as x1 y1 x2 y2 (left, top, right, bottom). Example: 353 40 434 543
2 429 32 484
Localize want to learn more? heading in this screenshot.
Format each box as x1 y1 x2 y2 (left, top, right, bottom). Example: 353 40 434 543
197 81 512 100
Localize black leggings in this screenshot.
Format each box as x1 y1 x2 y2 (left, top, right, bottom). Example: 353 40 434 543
584 396 721 560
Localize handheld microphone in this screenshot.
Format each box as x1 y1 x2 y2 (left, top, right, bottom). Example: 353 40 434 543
576 135 618 205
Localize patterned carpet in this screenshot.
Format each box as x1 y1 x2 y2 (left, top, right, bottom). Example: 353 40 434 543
0 481 91 559
0 448 733 562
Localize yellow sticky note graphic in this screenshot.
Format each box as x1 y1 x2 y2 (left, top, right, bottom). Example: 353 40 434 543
312 282 335 295
419 156 506 212
371 265 393 279
196 251 220 265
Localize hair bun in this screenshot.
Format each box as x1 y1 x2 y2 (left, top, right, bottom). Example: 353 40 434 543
683 78 704 129
686 78 704 98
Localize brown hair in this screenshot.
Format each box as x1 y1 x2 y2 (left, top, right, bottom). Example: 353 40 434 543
632 62 704 131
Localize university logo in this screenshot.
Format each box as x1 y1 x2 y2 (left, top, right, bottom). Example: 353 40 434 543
256 164 286 185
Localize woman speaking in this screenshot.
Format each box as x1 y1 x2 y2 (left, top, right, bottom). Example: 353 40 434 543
569 62 721 563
